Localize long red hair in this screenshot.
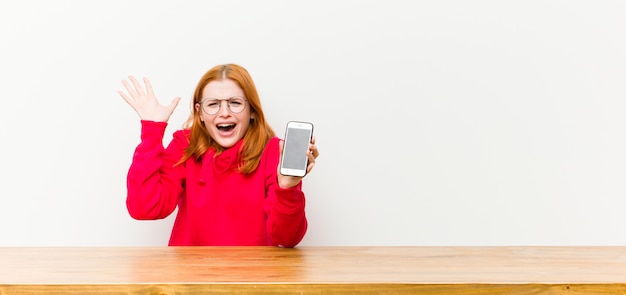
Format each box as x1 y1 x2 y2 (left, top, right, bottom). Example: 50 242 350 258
180 64 275 174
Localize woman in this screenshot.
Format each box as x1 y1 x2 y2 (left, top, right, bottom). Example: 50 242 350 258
118 64 318 247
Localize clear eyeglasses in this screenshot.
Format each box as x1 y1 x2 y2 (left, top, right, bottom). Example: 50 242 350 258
200 97 248 115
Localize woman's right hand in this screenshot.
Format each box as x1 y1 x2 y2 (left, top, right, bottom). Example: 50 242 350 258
118 75 181 122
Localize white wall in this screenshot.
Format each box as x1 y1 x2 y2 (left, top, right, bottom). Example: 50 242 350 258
1 0 625 246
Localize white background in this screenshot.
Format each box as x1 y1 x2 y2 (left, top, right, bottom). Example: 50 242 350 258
1 0 625 246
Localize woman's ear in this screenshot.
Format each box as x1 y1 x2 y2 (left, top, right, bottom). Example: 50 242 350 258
195 103 204 122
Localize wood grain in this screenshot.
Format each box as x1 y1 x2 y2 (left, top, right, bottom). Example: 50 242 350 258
1 246 625 294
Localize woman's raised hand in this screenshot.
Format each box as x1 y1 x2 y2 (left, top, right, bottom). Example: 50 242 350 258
118 75 181 122
277 136 319 189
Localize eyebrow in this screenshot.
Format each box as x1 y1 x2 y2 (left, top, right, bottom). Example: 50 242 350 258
200 96 245 101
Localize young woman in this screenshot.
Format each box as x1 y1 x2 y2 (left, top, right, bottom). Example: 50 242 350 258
118 64 318 247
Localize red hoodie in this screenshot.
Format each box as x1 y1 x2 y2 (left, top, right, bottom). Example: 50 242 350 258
126 120 307 247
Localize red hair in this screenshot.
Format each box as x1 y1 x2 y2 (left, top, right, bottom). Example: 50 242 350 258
180 64 275 174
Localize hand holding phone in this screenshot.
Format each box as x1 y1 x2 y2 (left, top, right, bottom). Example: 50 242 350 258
280 121 314 177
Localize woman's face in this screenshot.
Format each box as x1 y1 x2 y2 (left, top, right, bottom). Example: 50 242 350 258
196 79 254 148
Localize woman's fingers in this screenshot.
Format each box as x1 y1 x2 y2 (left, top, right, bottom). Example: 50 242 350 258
308 136 319 159
167 97 182 113
118 90 134 107
129 75 146 97
144 77 155 97
120 75 156 105
305 138 318 174
121 79 137 100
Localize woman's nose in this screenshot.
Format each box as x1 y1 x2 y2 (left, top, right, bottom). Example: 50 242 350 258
217 100 230 116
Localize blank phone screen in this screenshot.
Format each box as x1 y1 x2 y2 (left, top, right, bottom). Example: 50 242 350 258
282 128 311 170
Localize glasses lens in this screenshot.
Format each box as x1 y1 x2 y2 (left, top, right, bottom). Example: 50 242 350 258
201 97 246 115
228 98 246 114
202 100 220 115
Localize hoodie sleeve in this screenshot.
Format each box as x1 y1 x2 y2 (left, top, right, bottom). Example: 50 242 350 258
126 120 187 220
263 137 308 247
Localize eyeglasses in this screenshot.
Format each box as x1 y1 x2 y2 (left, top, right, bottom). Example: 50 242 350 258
199 97 248 115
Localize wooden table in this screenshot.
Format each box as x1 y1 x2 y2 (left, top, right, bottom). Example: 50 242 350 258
1 246 626 294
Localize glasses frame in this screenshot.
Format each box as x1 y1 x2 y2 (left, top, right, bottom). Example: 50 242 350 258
198 96 248 115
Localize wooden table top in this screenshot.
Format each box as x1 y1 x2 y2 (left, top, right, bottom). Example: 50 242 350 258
2 246 626 294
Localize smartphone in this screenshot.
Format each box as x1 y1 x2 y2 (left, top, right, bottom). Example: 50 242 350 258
280 121 314 177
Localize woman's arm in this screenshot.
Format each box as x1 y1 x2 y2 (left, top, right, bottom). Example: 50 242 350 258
126 121 187 220
263 138 311 247
118 76 185 219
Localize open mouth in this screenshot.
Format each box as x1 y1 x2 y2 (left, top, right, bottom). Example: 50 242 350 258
217 123 236 132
